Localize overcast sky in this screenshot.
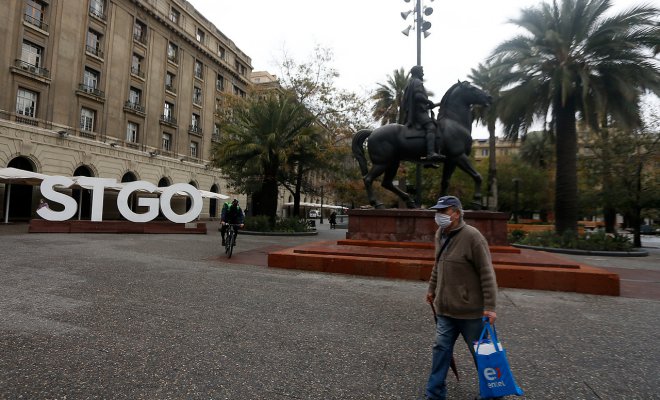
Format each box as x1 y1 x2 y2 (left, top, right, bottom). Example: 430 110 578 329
186 0 653 138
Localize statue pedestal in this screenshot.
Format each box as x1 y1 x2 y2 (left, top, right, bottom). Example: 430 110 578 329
267 208 620 296
346 208 509 245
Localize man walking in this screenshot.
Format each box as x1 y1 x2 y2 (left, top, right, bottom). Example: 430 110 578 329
425 195 499 400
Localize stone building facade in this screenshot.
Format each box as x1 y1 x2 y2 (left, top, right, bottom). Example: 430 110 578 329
0 0 252 221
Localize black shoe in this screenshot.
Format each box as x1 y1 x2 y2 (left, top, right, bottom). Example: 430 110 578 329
221 239 226 246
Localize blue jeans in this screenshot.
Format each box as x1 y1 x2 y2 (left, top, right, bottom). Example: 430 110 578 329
425 316 484 400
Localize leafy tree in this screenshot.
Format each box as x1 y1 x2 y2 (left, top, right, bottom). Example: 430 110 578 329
490 0 660 234
211 90 316 220
371 67 409 125
277 46 372 211
469 62 504 210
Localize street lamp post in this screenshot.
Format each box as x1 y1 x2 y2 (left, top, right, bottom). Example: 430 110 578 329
401 0 433 207
319 185 324 224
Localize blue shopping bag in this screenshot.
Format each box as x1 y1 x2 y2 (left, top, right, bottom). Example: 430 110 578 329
474 318 524 398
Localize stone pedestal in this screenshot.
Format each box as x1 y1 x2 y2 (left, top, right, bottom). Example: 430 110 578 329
346 208 510 245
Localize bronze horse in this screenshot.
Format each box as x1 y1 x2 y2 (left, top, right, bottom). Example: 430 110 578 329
352 81 492 208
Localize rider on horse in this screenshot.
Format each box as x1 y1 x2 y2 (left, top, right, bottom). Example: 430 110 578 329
399 65 445 162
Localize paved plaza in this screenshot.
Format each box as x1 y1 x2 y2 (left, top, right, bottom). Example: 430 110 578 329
1 222 659 399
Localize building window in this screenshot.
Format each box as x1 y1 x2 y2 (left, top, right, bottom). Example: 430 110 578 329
162 132 172 151
131 53 143 76
21 41 43 67
194 60 203 79
80 107 95 131
16 88 37 118
167 42 178 63
169 7 180 25
233 85 245 98
216 74 224 91
235 61 246 76
89 0 105 19
481 149 489 156
24 0 46 30
133 20 147 43
129 87 141 105
196 28 205 44
126 122 139 143
213 123 220 135
165 72 175 92
189 141 198 158
191 113 200 129
164 102 174 118
217 45 226 60
193 87 202 105
86 30 103 57
84 68 100 89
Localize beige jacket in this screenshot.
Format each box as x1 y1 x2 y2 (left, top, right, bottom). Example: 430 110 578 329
428 221 498 319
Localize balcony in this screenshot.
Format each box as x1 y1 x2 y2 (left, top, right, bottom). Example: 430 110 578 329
86 45 104 59
131 66 145 79
188 125 203 136
89 6 106 21
165 84 176 94
167 54 178 64
211 133 221 143
24 13 48 32
133 33 147 46
77 84 105 100
124 101 145 116
160 114 177 126
14 59 50 78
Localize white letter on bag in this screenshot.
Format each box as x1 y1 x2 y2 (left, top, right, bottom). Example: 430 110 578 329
38 176 77 221
159 183 202 223
117 181 159 222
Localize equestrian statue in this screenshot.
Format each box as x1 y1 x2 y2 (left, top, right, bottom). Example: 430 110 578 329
352 66 492 209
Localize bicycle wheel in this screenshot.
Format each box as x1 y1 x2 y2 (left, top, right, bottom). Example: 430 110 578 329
227 229 235 258
224 229 232 254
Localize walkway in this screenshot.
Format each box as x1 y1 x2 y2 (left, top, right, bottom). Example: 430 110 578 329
0 221 658 399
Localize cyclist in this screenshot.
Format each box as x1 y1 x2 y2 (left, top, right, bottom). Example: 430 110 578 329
220 198 245 246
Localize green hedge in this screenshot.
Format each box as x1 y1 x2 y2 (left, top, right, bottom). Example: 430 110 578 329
510 230 634 251
244 215 310 233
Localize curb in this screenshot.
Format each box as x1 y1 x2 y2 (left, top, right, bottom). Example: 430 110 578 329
512 244 649 257
239 230 318 237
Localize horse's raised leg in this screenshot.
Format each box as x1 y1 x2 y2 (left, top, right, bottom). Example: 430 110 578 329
363 164 388 208
381 161 416 208
454 154 483 206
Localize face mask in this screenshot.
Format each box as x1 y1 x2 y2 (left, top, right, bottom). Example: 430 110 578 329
435 213 452 228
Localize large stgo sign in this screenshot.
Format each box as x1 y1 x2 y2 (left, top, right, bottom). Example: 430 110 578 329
37 176 202 223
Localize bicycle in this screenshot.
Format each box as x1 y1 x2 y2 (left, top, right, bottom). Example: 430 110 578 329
223 223 240 258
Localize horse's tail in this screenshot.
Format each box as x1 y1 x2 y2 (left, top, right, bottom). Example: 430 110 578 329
352 129 372 177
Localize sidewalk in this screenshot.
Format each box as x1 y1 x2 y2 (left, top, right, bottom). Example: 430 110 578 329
0 222 658 399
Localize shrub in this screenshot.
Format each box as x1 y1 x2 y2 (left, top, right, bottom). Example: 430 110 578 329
508 229 527 243
244 215 310 233
514 230 633 251
244 215 271 232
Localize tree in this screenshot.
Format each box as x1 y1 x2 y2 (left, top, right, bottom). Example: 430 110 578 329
371 67 409 125
277 46 372 211
469 62 504 210
490 0 660 234
211 90 316 221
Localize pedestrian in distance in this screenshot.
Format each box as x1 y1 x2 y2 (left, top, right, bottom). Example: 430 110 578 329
424 195 500 400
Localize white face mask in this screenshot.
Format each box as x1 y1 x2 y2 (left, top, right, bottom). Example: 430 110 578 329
435 213 452 228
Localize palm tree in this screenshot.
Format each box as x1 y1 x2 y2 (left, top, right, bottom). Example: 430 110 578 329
212 90 316 221
371 67 409 125
490 0 660 234
469 62 504 210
